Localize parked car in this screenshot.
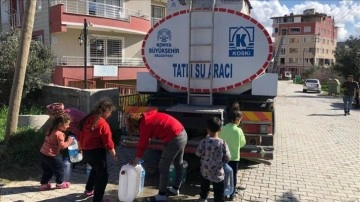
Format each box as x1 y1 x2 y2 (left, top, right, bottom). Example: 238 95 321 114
303 79 321 93
284 71 292 80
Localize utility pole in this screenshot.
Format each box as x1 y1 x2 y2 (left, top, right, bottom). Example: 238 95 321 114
5 0 37 139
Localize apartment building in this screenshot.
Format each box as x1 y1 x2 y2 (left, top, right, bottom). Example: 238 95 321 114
0 0 167 88
271 9 338 75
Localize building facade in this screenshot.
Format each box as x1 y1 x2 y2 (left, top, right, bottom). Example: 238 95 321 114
0 0 252 88
0 0 167 88
271 9 338 75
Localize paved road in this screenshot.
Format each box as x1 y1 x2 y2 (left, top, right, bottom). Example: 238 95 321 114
0 81 359 202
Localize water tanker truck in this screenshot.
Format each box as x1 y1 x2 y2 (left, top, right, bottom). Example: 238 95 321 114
121 0 277 164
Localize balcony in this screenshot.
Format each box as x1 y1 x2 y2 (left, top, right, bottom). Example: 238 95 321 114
55 56 144 67
1 12 22 30
50 0 151 34
50 0 149 21
151 17 162 26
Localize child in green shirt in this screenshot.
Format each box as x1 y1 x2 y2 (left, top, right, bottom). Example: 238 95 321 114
219 110 246 200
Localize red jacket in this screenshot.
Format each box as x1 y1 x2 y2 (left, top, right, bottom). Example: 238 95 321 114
78 115 114 151
136 111 184 158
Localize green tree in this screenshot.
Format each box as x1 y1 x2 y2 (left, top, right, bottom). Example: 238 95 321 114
0 30 54 105
333 36 360 80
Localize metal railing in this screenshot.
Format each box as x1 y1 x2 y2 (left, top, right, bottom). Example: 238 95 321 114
50 0 149 21
104 83 137 95
55 56 144 67
151 17 162 26
65 77 96 89
10 12 21 27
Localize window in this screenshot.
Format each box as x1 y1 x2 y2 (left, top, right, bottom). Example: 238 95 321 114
280 48 286 55
303 37 311 43
152 5 165 19
304 26 311 32
289 48 298 54
1 0 9 23
90 37 123 65
280 58 285 64
274 28 278 34
32 35 43 43
289 38 299 43
36 0 42 11
290 27 300 33
289 58 298 63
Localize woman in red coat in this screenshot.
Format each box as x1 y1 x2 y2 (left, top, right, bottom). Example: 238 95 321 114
127 111 188 202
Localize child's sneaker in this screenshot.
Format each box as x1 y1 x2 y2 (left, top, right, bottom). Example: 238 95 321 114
39 183 52 191
167 187 179 196
56 181 71 189
75 190 94 202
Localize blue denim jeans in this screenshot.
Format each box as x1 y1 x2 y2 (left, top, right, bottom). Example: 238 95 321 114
343 95 354 112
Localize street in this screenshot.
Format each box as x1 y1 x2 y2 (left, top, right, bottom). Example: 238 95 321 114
0 80 359 202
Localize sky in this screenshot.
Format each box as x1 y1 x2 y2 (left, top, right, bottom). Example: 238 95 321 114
250 0 360 42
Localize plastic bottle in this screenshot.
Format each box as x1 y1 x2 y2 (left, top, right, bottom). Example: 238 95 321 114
168 160 188 185
223 163 234 197
138 160 146 193
85 163 92 175
118 164 142 202
68 136 83 163
63 157 71 181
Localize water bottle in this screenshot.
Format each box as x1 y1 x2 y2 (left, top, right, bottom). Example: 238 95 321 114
68 136 83 163
168 164 176 185
224 163 234 197
168 160 188 185
63 157 71 181
138 160 146 193
85 163 92 175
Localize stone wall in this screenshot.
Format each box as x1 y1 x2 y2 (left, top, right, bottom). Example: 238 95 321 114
39 84 119 129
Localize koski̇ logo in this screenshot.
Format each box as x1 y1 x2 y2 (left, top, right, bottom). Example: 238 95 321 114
157 28 172 42
228 26 254 57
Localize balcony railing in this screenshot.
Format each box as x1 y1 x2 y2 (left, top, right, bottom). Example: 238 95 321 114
55 56 144 67
11 12 22 27
151 17 162 26
50 0 149 21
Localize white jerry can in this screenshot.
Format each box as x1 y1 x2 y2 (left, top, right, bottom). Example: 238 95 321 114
118 164 143 202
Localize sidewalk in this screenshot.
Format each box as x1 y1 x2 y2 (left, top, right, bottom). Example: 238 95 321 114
0 145 202 202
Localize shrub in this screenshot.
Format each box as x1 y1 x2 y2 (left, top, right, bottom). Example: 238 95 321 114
0 127 45 169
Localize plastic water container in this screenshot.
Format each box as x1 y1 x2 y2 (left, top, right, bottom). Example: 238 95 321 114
168 160 188 185
68 136 83 163
63 157 71 181
118 164 143 202
224 163 234 197
138 161 145 193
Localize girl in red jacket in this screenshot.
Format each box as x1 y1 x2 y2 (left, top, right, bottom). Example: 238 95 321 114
77 99 118 202
39 113 73 190
127 111 188 202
